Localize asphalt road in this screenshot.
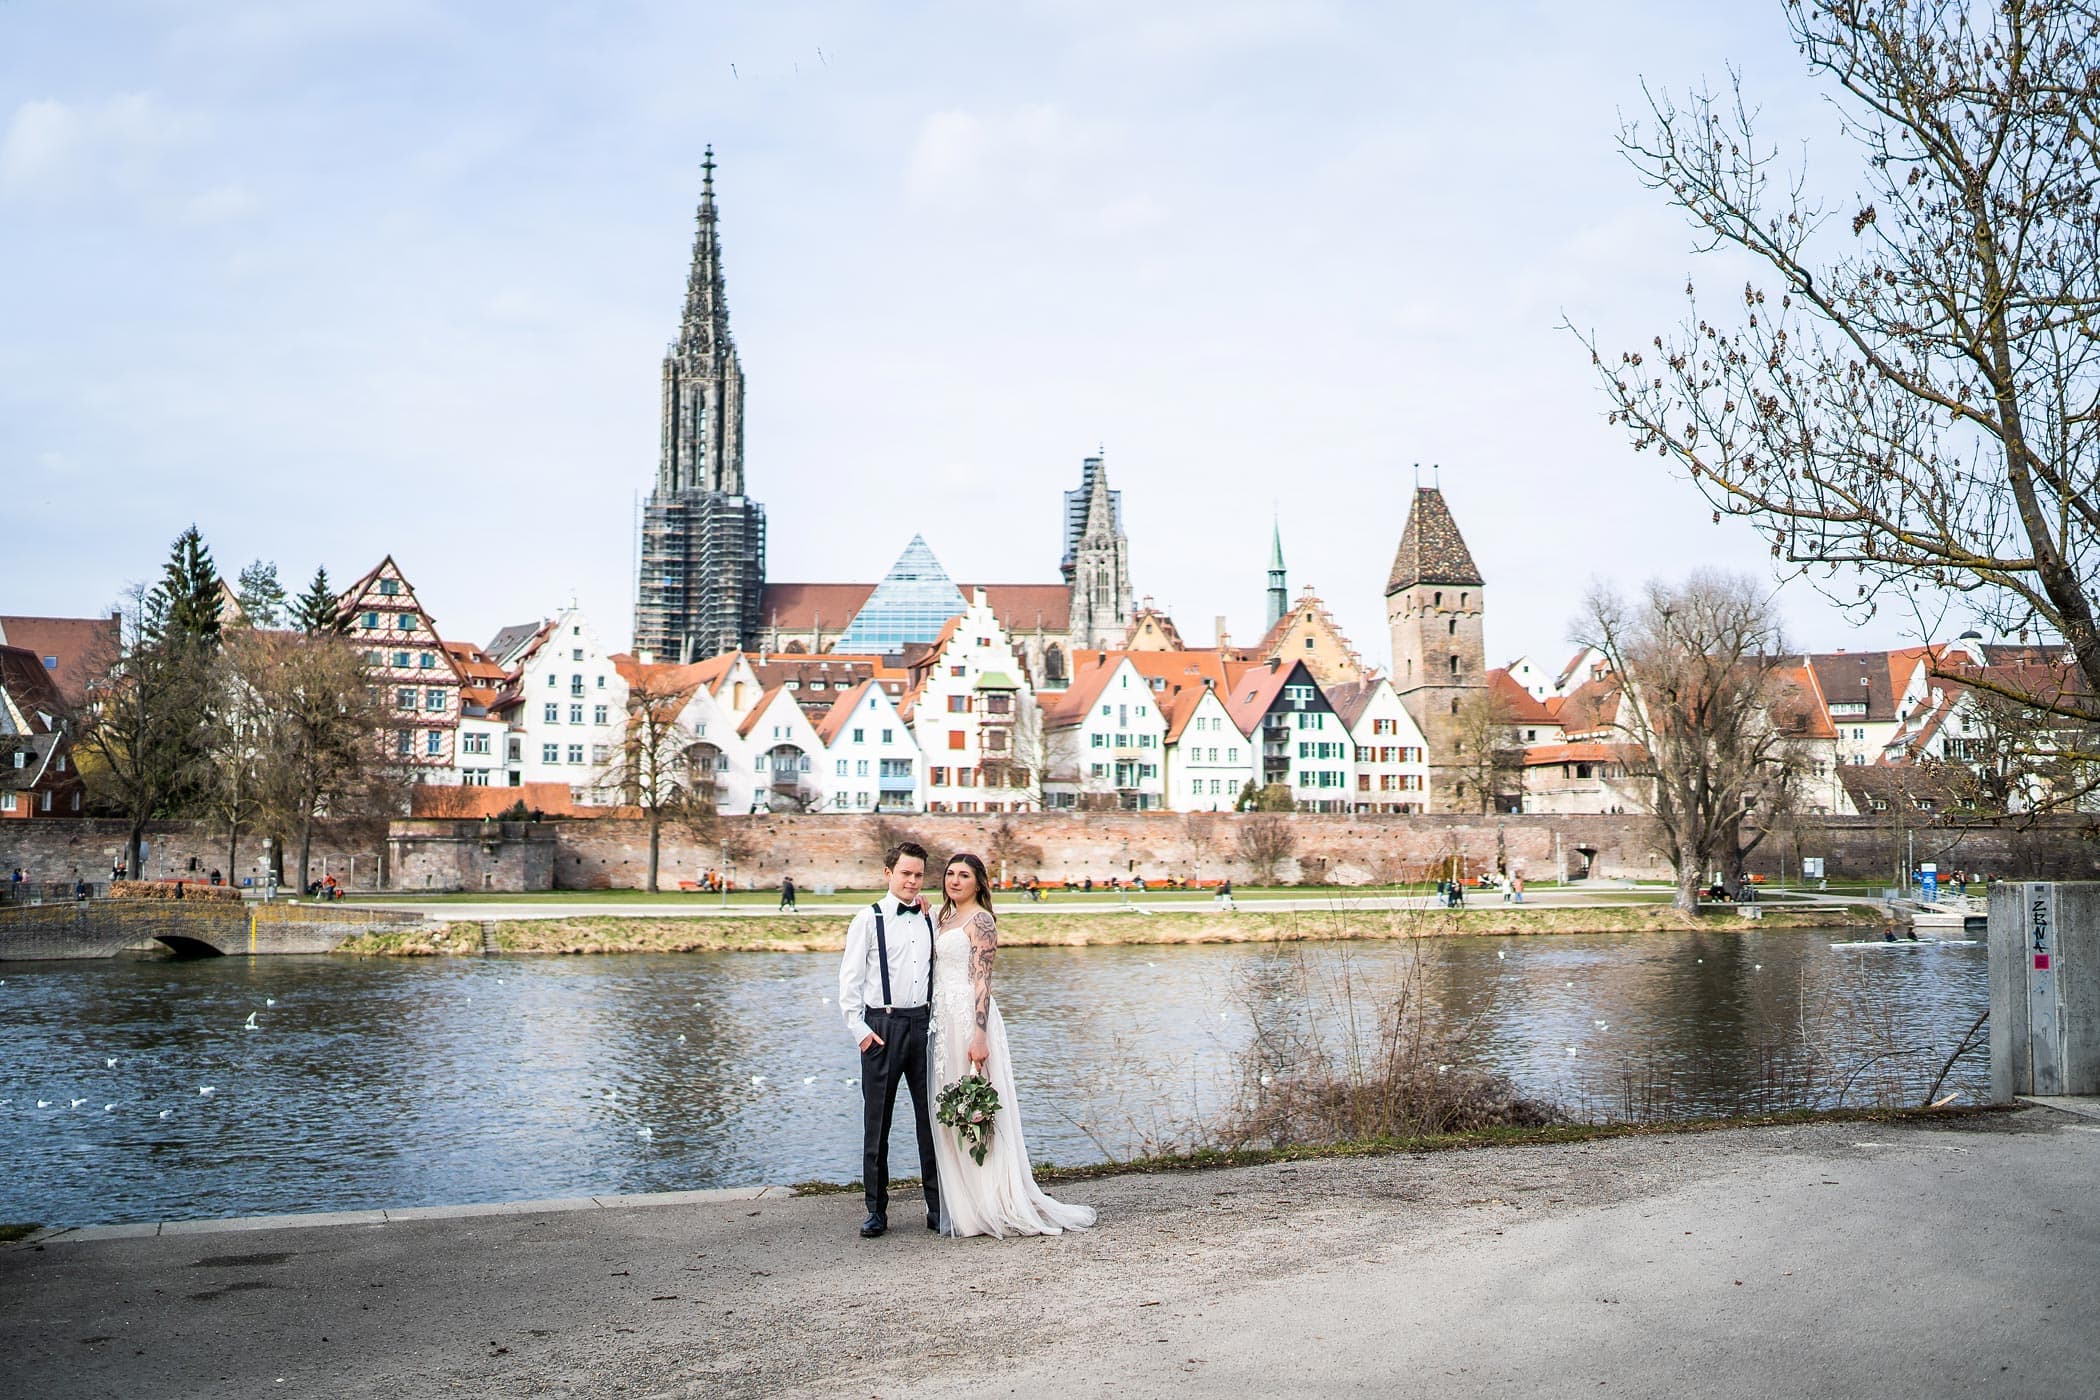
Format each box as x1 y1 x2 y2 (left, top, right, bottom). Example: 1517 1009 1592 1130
5 1105 2093 1398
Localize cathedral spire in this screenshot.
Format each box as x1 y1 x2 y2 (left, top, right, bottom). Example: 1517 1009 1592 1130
1267 517 1288 629
1066 449 1134 649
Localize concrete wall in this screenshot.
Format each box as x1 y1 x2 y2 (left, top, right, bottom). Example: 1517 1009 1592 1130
1745 817 2100 885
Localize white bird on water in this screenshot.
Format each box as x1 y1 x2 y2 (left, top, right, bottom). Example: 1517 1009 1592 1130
159 1109 172 1120
1566 1047 1578 1057
1497 951 1506 960
198 1086 215 1096
106 1057 119 1068
36 1099 52 1109
266 999 276 1007
749 1075 766 1087
636 1126 654 1141
104 1103 117 1112
677 1034 687 1044
70 1098 88 1108
244 1012 259 1031
843 1077 858 1087
803 1076 817 1085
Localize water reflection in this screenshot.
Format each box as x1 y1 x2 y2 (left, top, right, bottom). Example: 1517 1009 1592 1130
0 931 1986 1227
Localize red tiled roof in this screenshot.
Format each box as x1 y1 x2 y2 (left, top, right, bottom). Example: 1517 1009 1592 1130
1522 741 1645 767
760 584 876 634
0 614 119 706
815 680 877 747
1486 667 1560 725
409 782 599 819
1222 659 1297 734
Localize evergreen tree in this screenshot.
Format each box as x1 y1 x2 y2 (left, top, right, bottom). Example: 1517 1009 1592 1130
153 525 223 647
234 559 288 630
292 566 349 635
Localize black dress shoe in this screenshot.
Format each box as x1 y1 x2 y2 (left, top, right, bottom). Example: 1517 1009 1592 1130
927 1215 941 1233
859 1212 887 1238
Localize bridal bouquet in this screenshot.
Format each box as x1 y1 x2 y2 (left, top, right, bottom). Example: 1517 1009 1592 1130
935 1074 1003 1166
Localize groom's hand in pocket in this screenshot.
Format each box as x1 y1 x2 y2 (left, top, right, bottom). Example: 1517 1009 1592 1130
859 1031 885 1053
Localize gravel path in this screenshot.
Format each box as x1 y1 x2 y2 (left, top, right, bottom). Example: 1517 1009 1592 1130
5 1107 2093 1399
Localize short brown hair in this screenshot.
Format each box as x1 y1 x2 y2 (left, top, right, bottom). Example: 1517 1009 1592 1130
884 841 929 871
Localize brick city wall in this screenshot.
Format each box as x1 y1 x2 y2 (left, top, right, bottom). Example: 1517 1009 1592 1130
0 819 385 890
9 812 2095 896
548 812 1680 891
0 900 428 960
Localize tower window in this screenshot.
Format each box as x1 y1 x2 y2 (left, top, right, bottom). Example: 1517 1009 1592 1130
1433 591 1443 607
1447 619 1456 636
1460 592 1469 607
1449 656 1460 675
1450 698 1460 714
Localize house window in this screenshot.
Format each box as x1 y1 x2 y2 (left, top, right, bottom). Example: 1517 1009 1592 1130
597 675 606 688
881 728 894 743
379 579 400 596
572 649 584 662
957 768 976 787
836 759 849 776
1092 734 1105 749
543 744 560 763
397 613 416 630
392 651 411 668
426 689 444 710
930 767 948 786
567 745 584 765
569 705 584 724
397 688 416 709
571 676 585 696
426 730 443 756
419 652 434 669
544 703 560 723
856 760 869 777
948 695 969 713
396 730 413 756
951 666 966 678
463 733 490 755
948 730 966 750
363 612 381 629
546 674 556 687
852 728 865 743
594 705 608 725
0 793 13 812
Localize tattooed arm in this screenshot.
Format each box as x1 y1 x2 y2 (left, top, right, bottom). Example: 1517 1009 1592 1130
966 910 997 1070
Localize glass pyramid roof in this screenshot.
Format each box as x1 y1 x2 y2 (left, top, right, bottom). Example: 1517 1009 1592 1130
833 534 968 654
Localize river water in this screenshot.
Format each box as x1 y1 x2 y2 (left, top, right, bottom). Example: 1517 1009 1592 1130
1 930 1987 1228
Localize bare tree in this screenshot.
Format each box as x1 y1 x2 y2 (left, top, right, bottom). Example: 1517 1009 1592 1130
1575 570 1809 913
1235 813 1297 884
600 668 712 892
249 631 402 893
1577 0 2100 724
1452 687 1524 815
203 630 274 880
985 818 1045 885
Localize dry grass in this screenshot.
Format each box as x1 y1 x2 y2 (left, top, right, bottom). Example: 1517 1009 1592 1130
330 902 1878 957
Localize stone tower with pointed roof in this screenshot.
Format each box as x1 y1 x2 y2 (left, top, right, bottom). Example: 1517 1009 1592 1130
1066 452 1134 650
634 147 768 663
1386 486 1486 813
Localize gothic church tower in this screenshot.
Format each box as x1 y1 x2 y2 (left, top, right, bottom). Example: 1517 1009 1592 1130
1065 453 1134 650
1386 486 1487 813
634 148 767 662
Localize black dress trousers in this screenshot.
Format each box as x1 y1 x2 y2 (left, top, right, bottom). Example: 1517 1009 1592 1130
860 1006 939 1220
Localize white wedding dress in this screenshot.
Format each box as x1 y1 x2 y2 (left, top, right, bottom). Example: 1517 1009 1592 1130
929 912 1097 1239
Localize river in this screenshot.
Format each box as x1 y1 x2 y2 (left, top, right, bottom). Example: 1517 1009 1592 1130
0 929 1986 1228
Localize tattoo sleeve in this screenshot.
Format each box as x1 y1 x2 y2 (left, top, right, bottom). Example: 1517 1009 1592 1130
969 911 998 1031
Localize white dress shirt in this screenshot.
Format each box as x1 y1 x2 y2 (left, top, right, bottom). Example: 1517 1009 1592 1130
838 894 934 1046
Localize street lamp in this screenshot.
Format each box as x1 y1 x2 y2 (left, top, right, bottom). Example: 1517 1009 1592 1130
720 837 730 910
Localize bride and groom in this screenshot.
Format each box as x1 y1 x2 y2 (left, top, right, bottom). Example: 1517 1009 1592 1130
837 841 1096 1239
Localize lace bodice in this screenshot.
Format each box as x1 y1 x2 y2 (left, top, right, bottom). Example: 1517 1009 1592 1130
932 910 991 1002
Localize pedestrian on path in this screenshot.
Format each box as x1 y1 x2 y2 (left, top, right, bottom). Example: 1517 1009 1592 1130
780 875 797 911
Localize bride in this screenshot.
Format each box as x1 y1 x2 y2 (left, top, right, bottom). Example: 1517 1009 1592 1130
929 852 1097 1239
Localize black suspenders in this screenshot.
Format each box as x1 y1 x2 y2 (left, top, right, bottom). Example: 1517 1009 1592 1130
870 900 934 1009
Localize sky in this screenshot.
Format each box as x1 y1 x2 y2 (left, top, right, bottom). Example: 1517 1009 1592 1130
1 0 1902 672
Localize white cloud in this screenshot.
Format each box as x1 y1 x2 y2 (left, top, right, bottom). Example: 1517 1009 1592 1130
180 182 262 226
0 93 195 201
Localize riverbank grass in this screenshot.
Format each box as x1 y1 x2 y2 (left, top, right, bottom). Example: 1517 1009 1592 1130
334 900 1881 956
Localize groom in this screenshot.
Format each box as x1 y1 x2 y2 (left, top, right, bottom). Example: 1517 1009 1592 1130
838 841 940 1238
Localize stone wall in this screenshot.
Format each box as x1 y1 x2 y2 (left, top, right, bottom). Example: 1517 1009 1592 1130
550 812 1680 891
0 819 386 890
0 900 428 960
387 820 560 893
1753 817 2100 885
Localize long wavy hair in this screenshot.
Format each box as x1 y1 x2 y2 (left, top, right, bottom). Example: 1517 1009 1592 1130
939 851 994 925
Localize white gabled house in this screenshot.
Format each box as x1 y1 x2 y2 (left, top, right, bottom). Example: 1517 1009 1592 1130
1042 655 1168 810
1325 677 1430 814
738 684 826 812
496 607 629 803
906 592 1037 814
816 680 923 812
1163 680 1256 812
